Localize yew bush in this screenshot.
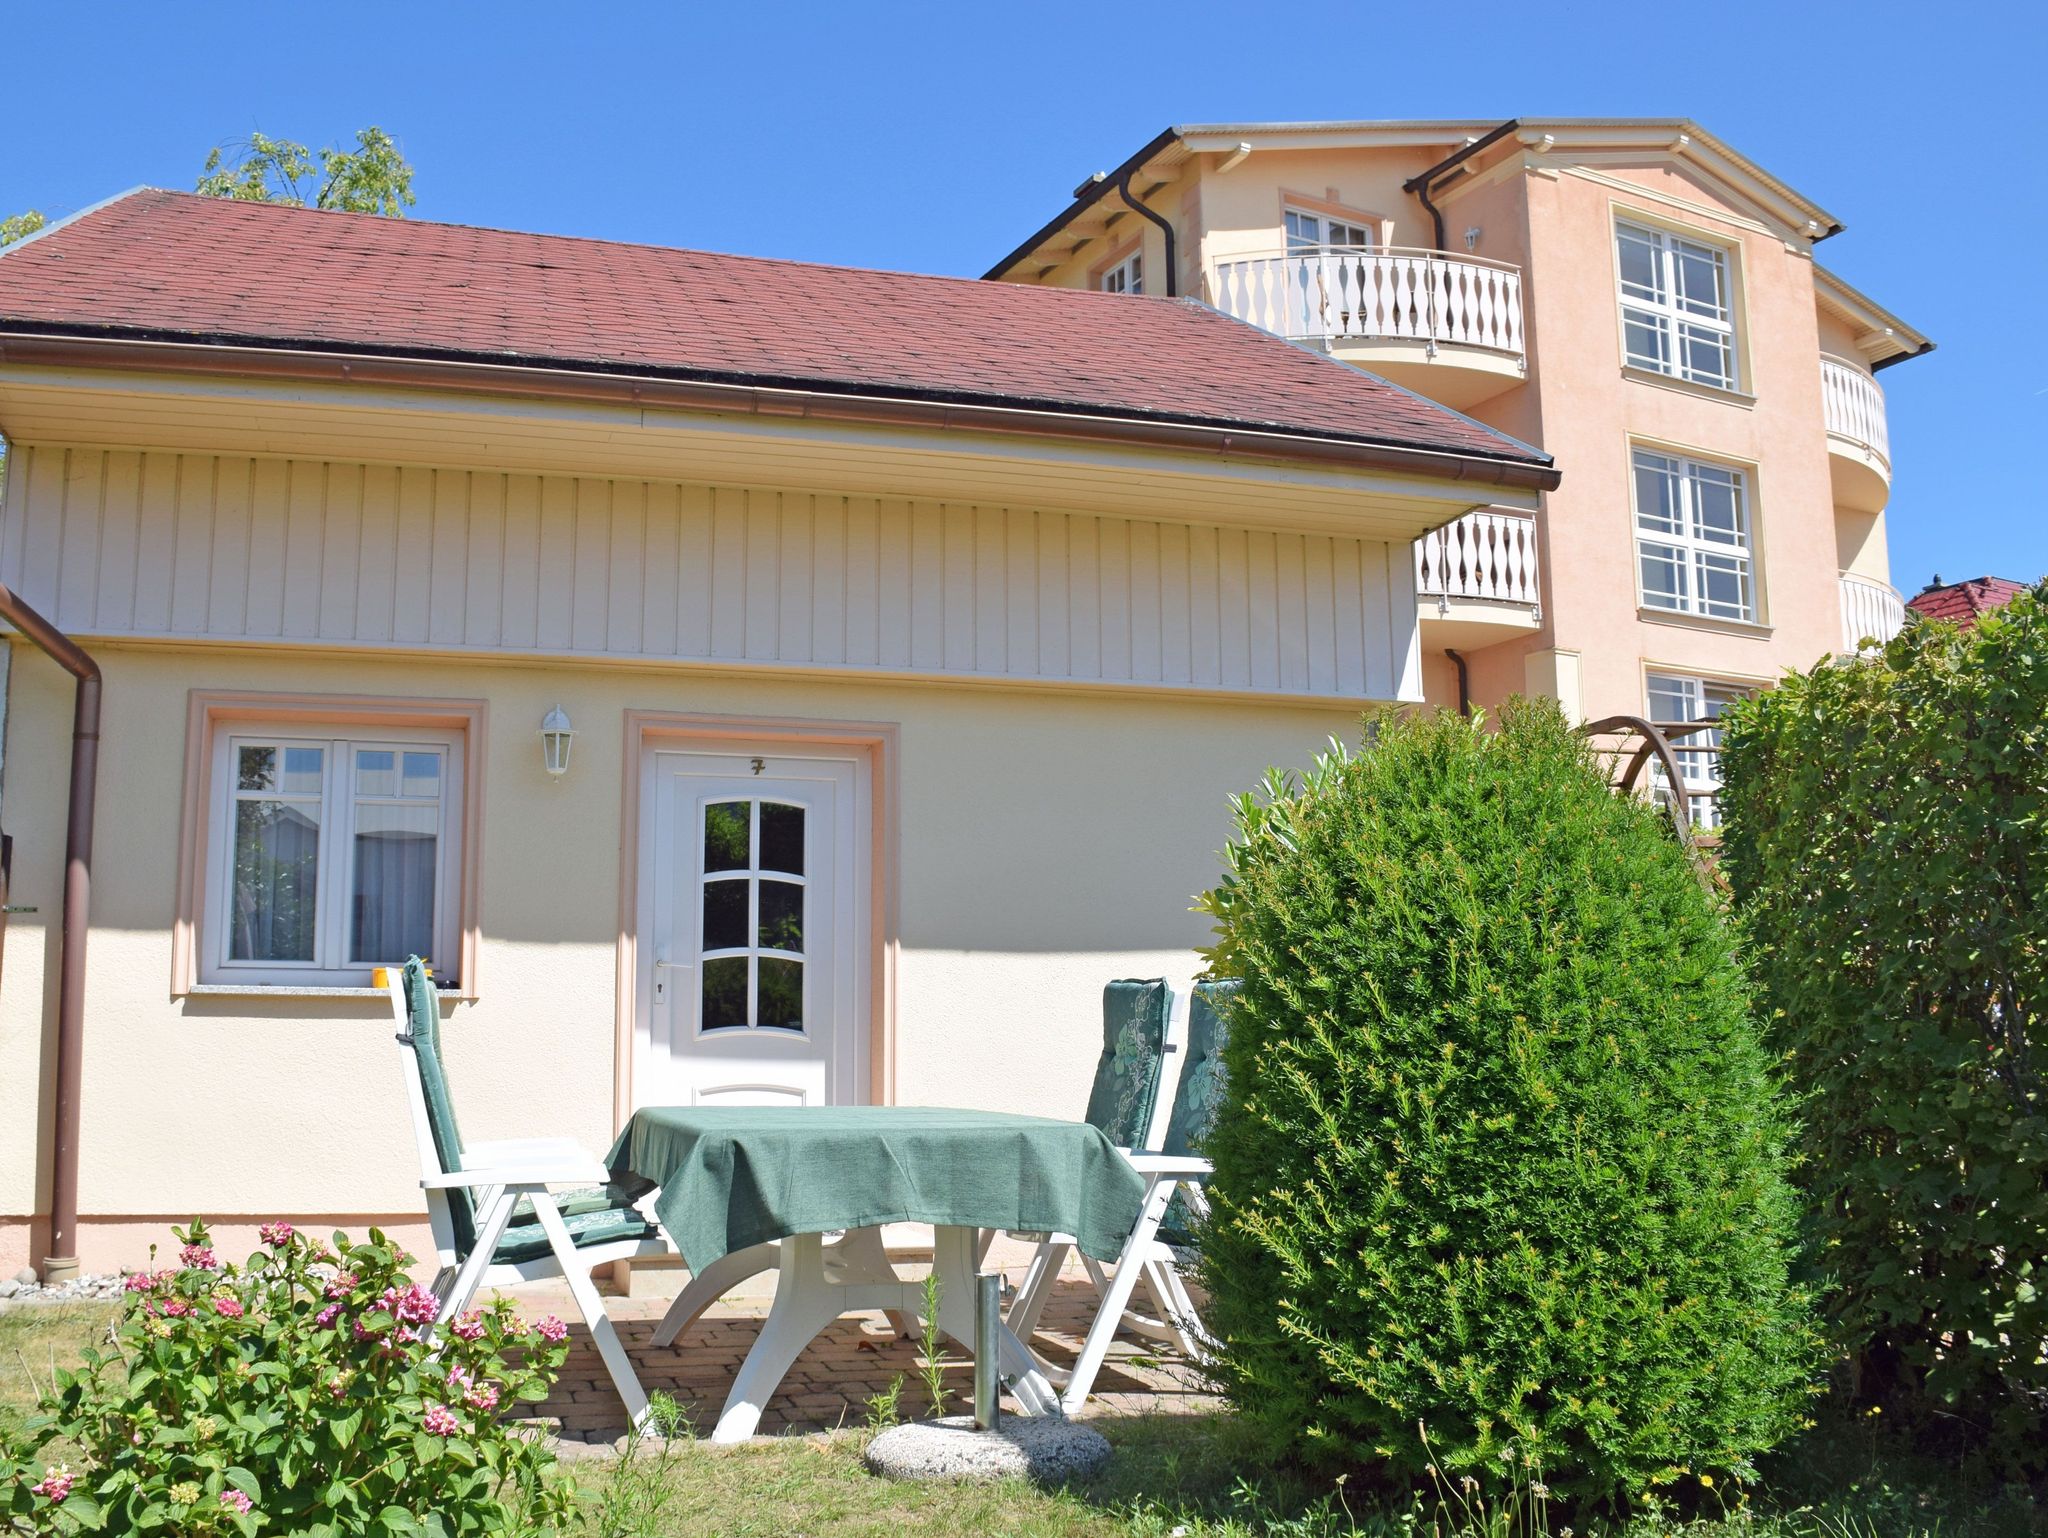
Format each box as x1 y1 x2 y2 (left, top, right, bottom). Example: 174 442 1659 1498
1720 584 2047 1462
1194 702 1815 1507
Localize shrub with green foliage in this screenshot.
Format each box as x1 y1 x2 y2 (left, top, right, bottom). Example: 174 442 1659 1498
1194 701 1816 1507
1720 584 2047 1461
1 1221 571 1535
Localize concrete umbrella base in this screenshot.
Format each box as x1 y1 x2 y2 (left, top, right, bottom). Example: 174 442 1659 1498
864 1415 1112 1483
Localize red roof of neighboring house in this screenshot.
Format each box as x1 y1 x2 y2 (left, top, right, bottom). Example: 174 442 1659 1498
1905 576 2030 626
0 189 1552 479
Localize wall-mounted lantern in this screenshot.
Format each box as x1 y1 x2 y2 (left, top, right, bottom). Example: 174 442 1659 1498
540 705 575 779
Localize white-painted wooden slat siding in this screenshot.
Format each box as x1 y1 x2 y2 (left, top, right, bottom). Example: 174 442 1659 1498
0 447 1423 702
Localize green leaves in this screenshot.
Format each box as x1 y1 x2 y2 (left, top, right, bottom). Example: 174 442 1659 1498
1196 701 1815 1508
1721 585 2048 1465
0 1219 574 1534
195 128 415 218
0 210 47 247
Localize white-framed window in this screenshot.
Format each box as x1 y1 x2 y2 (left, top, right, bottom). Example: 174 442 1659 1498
200 727 464 987
1615 219 1737 390
1646 673 1746 830
1633 446 1757 622
1101 251 1143 294
1284 208 1374 251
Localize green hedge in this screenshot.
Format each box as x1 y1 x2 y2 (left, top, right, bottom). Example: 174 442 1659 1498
1194 701 1815 1507
1720 585 2047 1459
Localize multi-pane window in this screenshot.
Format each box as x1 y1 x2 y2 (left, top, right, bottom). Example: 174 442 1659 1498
1633 447 1756 622
1284 209 1373 251
1616 219 1737 390
203 730 462 986
1646 674 1745 830
699 798 807 1033
1101 252 1142 295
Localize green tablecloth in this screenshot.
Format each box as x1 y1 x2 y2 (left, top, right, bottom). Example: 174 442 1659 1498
604 1106 1147 1272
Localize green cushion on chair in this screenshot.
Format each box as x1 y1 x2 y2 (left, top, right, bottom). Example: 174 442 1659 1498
1160 978 1240 1248
491 1202 660 1267
1082 980 1168 1149
511 1186 617 1224
402 957 482 1257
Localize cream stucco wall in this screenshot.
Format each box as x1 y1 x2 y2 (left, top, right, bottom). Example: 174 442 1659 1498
0 639 1359 1272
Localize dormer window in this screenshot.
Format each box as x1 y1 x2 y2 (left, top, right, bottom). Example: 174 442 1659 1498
1616 219 1737 390
1285 209 1373 251
1101 252 1142 295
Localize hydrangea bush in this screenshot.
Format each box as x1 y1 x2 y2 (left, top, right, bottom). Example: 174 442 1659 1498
2 1221 573 1535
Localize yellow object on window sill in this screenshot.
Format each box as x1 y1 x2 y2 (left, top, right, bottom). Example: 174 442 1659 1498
370 964 431 989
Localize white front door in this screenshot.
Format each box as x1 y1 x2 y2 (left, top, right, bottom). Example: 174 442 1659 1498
637 746 869 1108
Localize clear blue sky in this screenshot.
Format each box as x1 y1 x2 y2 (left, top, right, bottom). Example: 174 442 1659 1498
5 0 2041 590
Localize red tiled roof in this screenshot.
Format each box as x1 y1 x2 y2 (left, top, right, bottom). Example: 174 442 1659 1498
1905 576 2029 627
0 189 1550 475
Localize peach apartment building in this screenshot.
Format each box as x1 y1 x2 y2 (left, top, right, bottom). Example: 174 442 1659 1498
987 118 1933 821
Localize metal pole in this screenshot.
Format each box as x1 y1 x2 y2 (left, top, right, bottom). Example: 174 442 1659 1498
973 1272 1001 1430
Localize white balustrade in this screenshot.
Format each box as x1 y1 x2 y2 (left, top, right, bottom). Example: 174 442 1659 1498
1821 356 1890 469
1415 510 1540 608
1840 573 1906 653
1210 246 1525 360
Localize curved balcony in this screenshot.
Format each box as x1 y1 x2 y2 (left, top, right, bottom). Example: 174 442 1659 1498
1415 509 1542 648
1840 573 1906 654
1209 246 1526 408
1822 355 1891 513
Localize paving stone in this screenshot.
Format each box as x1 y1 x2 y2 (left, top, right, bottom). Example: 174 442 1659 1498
865 1416 1112 1483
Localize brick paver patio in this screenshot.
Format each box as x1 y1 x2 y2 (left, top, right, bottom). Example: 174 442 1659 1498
513 1261 1219 1443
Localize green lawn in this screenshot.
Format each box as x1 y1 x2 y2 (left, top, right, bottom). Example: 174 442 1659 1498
5 1304 2041 1537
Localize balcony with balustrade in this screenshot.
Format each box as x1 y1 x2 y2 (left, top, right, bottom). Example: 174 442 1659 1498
1821 355 1891 513
1840 572 1906 654
1415 509 1542 647
1208 247 1526 408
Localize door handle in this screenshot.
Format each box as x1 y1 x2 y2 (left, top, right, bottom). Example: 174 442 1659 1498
652 953 693 1003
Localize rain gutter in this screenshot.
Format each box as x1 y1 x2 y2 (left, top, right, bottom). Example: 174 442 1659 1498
0 330 1561 492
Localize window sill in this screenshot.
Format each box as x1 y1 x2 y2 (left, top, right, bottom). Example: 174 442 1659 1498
1620 365 1755 407
1637 606 1773 639
183 983 472 1001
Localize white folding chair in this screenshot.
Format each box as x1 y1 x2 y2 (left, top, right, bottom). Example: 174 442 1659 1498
1010 979 1239 1408
388 958 671 1425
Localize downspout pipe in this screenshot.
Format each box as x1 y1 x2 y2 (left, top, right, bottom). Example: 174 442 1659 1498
0 580 100 1283
1445 648 1471 717
1403 119 1521 252
1109 169 1177 297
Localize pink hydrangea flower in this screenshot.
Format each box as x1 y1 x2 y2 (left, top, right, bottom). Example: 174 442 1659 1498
422 1403 462 1437
259 1221 295 1247
315 1302 342 1328
395 1325 421 1345
29 1466 74 1503
352 1317 374 1341
450 1310 486 1342
219 1489 253 1515
324 1272 358 1300
534 1315 569 1343
463 1380 501 1413
122 1271 158 1294
179 1243 219 1271
162 1299 192 1319
213 1297 245 1319
381 1283 440 1324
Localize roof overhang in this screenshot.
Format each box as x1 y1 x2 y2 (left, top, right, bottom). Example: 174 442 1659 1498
985 117 1848 281
1814 266 1935 370
0 336 1549 542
